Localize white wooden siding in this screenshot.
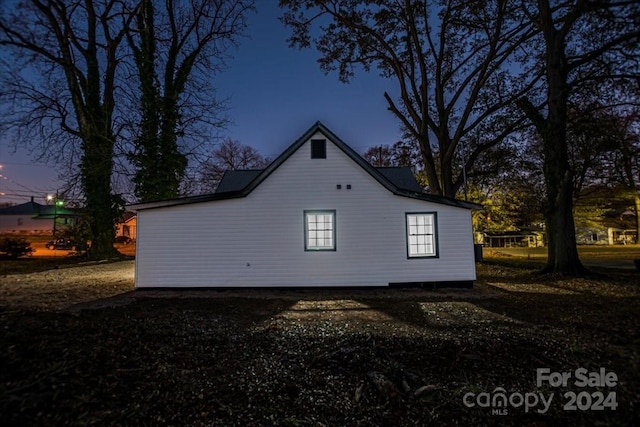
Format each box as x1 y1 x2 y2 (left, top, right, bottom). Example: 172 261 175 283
135 131 476 287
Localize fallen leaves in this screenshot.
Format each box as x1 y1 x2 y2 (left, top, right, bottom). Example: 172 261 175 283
0 263 638 425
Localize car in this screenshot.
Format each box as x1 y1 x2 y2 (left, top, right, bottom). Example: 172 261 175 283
114 236 133 245
45 239 74 250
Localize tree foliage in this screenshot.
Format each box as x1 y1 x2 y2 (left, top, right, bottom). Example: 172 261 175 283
574 108 640 243
0 0 253 257
280 0 538 197
518 0 640 275
0 237 34 259
0 0 135 258
126 0 254 202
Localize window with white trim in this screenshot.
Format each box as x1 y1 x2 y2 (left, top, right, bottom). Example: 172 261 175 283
406 213 437 257
304 210 336 251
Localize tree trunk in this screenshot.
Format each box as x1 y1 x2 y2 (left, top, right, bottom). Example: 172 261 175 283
159 94 187 199
82 132 118 259
634 194 640 244
534 0 586 276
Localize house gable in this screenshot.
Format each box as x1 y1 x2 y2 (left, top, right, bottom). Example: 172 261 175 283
217 167 424 194
133 122 478 288
130 121 478 211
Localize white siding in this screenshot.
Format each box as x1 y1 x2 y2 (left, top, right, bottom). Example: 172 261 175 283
135 131 476 287
0 215 53 234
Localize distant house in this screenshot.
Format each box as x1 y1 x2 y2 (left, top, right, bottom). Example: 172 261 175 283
576 227 637 245
116 212 137 240
0 197 79 235
130 121 479 288
478 230 545 248
576 210 637 245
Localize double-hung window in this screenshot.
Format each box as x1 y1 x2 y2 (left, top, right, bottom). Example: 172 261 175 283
304 210 336 251
406 213 437 257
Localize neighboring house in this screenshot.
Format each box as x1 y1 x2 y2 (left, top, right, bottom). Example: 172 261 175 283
576 227 637 245
0 197 79 235
478 230 545 248
576 210 637 245
130 122 479 288
575 227 609 245
116 212 137 240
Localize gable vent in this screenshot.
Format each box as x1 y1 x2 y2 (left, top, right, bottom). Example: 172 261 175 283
311 139 326 159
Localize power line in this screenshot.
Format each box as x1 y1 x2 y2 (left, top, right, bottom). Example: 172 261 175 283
0 161 57 168
0 170 57 194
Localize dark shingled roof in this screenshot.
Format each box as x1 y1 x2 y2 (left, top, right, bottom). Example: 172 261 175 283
0 200 79 218
376 167 424 193
0 201 43 216
216 170 263 193
129 121 480 211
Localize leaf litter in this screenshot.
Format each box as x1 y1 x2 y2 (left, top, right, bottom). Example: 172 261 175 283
0 261 638 425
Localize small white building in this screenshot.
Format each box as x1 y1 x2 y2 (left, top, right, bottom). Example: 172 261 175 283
130 122 479 288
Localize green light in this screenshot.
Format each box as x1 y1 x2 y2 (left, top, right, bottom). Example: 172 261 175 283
56 200 64 207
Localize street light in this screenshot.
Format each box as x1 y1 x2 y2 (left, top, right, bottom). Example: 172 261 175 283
50 194 64 236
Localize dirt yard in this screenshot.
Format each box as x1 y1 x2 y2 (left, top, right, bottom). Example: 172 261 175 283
1 262 639 426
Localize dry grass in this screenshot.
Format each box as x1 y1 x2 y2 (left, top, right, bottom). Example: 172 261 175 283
483 244 640 260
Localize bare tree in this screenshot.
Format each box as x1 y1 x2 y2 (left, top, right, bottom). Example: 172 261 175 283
362 141 422 168
126 0 254 202
199 139 269 192
518 0 640 275
362 145 394 167
0 0 137 258
280 0 539 197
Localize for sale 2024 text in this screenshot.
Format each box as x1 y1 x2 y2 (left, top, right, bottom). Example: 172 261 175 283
537 367 618 411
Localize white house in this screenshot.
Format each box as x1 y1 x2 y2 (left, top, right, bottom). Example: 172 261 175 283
0 197 79 235
130 122 479 288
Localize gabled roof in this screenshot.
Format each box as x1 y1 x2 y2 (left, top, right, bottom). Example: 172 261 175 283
0 200 78 218
0 201 42 215
217 167 423 194
119 211 137 223
129 121 480 211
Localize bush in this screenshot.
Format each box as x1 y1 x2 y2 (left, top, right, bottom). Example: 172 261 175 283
0 237 35 259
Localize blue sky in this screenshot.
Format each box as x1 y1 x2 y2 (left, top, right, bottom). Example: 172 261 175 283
0 2 403 204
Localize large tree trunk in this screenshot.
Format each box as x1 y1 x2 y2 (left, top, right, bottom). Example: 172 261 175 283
531 0 587 275
82 132 118 259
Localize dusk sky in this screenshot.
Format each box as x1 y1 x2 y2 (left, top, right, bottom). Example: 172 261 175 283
0 2 402 204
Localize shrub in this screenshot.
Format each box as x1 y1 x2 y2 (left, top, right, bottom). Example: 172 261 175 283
0 237 35 259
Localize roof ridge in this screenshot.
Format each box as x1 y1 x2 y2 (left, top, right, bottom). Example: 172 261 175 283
129 121 480 211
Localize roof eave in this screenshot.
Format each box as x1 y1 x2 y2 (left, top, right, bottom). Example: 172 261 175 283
394 190 482 209
128 191 245 211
